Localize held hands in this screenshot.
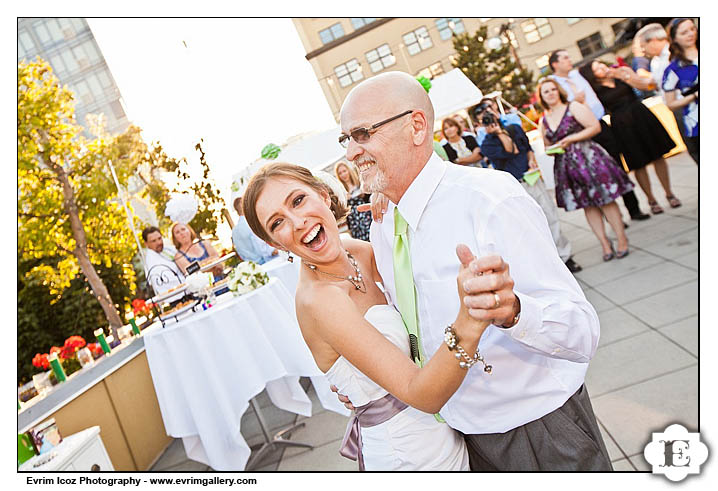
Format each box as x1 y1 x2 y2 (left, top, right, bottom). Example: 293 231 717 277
456 245 491 336
460 250 520 327
485 122 502 135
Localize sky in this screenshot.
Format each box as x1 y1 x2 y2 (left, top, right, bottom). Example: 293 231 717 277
87 18 337 213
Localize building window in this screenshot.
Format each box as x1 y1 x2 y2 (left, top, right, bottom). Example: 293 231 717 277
48 54 67 76
61 50 79 73
520 18 552 44
110 100 126 120
57 18 77 40
70 18 87 34
18 31 35 58
73 80 94 105
417 61 445 80
577 32 605 58
33 21 52 46
435 18 465 40
334 59 363 88
319 22 345 45
350 18 376 30
72 44 91 70
566 18 582 25
86 73 105 100
535 55 549 69
403 26 433 56
366 44 395 73
97 69 113 89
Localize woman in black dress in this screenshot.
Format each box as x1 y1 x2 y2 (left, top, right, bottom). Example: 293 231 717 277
579 60 680 214
334 161 371 241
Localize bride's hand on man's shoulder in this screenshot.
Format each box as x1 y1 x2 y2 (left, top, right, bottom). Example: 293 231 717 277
356 193 389 222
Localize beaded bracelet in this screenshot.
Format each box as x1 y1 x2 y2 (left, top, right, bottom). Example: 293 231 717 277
444 325 493 374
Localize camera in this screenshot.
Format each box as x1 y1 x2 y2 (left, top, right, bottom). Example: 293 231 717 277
481 113 496 126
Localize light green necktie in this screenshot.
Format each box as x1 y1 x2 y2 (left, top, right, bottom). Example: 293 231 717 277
394 208 445 423
393 207 423 366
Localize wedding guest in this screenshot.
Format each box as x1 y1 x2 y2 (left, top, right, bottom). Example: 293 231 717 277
579 60 680 213
171 222 224 278
637 22 696 163
334 161 372 241
441 117 482 166
662 18 699 165
548 49 650 221
474 100 582 274
538 78 633 261
231 184 279 264
142 226 185 298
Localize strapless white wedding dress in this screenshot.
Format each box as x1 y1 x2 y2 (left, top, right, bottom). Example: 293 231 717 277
325 304 469 471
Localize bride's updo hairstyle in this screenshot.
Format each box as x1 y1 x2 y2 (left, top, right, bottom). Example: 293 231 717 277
243 162 349 244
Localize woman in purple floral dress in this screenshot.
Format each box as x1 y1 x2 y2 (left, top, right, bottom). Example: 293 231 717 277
538 78 633 261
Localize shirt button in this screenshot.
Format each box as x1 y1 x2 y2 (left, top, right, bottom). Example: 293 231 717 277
552 348 561 354
519 331 526 339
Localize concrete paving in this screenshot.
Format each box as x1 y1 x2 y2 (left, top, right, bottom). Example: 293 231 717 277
151 151 698 472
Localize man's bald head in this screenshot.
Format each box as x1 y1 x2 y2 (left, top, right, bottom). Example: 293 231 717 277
339 72 435 203
342 71 435 129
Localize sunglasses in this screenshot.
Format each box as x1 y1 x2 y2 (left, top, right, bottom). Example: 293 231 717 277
339 110 413 148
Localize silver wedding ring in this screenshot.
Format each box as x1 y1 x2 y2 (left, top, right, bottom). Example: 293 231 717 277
493 292 501 309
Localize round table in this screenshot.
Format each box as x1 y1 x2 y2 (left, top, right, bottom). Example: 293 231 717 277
143 278 348 471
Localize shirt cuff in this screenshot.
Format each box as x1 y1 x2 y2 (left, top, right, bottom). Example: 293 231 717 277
498 290 541 346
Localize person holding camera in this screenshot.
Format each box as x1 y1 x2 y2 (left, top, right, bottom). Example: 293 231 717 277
475 100 582 274
662 18 698 165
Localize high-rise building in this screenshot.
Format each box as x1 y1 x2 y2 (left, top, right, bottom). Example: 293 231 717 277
293 18 629 121
18 18 130 136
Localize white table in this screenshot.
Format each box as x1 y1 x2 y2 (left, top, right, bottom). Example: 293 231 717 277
19 426 113 472
143 278 348 471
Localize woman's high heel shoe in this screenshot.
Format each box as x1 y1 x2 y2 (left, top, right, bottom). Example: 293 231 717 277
616 244 630 259
602 244 615 262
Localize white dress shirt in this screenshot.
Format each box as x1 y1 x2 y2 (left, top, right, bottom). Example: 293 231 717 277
551 71 605 119
650 43 671 99
370 154 600 434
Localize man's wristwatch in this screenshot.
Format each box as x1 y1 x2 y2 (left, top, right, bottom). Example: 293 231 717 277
499 296 521 329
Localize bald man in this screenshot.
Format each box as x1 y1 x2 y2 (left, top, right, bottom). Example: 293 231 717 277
339 72 611 471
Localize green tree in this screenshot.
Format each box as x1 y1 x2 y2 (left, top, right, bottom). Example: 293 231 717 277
451 26 536 109
18 59 144 340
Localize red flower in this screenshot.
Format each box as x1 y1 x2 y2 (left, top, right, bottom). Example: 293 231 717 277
64 335 86 350
50 346 61 356
87 343 103 355
32 353 50 370
132 298 147 315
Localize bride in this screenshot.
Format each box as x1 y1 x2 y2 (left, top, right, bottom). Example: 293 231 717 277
242 162 490 471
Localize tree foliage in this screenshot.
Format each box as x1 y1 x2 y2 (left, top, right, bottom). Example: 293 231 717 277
451 26 536 109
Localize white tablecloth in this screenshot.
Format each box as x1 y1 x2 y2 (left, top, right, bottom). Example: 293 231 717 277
261 258 301 296
144 278 348 471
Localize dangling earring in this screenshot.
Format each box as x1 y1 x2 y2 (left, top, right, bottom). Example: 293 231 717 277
287 253 294 263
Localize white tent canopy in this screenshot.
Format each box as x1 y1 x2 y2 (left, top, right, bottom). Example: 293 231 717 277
428 68 483 126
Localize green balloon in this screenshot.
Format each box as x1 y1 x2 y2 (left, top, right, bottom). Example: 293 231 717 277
416 76 432 93
261 143 282 160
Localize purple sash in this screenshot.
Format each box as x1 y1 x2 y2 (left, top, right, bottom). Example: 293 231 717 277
339 393 409 471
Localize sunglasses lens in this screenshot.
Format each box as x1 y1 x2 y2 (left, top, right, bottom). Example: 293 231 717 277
338 135 349 148
351 128 370 143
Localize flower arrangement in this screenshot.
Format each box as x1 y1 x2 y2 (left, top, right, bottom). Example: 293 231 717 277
131 298 153 318
32 336 90 380
227 261 269 295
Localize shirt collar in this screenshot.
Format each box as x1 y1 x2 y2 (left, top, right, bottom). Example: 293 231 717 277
395 153 446 232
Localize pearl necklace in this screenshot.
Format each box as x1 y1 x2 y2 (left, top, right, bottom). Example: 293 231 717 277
306 250 366 293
